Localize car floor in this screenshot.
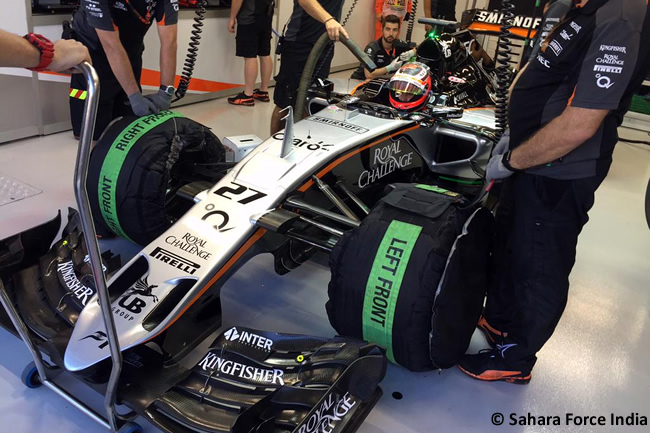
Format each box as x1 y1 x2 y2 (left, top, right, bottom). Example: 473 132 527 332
0 84 649 433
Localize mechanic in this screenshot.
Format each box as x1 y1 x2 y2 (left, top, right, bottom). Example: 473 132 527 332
227 0 274 106
459 0 650 384
270 0 347 135
374 0 413 40
423 0 457 22
68 0 178 140
351 15 412 80
0 29 90 72
525 0 573 64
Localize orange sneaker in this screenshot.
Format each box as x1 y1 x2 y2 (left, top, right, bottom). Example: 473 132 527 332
458 347 532 384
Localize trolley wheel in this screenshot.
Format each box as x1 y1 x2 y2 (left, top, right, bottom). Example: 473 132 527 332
117 421 143 433
20 362 42 389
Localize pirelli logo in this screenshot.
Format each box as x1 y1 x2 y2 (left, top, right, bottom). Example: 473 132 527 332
594 65 623 74
150 247 200 275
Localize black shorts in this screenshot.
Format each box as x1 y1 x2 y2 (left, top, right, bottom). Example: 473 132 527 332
236 16 272 58
69 49 143 140
273 40 334 109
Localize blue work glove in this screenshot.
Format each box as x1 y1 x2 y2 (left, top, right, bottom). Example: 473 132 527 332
128 91 159 116
486 153 514 182
144 89 173 111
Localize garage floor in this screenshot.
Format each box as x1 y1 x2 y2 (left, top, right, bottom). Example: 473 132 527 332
0 86 649 433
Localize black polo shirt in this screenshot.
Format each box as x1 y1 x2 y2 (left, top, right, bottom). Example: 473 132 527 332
350 38 409 80
509 0 650 179
73 0 179 55
285 0 344 44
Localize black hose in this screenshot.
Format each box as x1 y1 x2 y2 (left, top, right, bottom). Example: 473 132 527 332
295 34 377 121
173 0 207 103
405 0 419 43
494 0 515 140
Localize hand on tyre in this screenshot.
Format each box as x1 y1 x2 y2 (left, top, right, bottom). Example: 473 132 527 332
399 48 416 62
128 92 159 116
144 89 172 111
385 58 403 73
325 18 348 41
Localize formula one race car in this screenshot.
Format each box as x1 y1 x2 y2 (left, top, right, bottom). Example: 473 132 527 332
0 33 501 433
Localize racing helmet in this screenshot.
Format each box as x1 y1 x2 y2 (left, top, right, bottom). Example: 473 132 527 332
387 62 433 111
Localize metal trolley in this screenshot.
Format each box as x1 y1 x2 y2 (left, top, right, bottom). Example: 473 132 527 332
0 62 142 433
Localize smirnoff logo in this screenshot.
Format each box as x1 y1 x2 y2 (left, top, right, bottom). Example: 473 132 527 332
197 352 285 385
297 392 357 433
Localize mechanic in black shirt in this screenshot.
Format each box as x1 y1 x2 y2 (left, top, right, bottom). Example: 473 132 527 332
69 0 178 140
459 0 650 384
270 0 347 134
423 0 457 22
350 14 412 81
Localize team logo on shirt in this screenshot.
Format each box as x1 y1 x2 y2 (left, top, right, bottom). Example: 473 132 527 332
595 75 615 89
594 65 622 74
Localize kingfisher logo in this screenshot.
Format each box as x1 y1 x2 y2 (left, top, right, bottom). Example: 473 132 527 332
223 327 273 351
197 352 284 385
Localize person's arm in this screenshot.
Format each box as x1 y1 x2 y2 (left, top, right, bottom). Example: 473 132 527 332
0 30 90 72
228 0 244 33
297 0 349 41
364 57 402 79
508 106 608 170
423 0 431 18
510 13 642 171
95 29 139 96
0 30 42 68
157 24 177 87
423 0 432 31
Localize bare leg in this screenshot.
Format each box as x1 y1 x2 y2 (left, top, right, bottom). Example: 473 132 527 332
271 105 285 135
259 55 272 92
244 57 258 96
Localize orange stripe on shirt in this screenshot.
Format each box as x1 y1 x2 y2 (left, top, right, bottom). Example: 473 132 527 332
567 86 577 106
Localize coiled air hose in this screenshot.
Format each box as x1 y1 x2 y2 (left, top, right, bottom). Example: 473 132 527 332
493 0 515 140
173 0 207 103
405 0 419 43
294 34 377 121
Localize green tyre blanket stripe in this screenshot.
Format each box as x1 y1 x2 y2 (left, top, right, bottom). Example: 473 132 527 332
362 220 422 363
97 111 184 241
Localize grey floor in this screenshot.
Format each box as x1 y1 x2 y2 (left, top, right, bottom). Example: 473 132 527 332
0 84 649 433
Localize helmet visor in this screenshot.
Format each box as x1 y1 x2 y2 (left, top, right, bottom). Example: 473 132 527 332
388 79 425 102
